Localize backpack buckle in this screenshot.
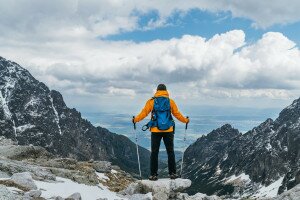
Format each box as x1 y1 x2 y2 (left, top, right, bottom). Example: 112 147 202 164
142 124 149 131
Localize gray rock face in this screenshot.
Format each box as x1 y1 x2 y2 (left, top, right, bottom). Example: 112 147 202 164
273 183 300 200
11 172 37 190
0 56 151 177
183 98 300 197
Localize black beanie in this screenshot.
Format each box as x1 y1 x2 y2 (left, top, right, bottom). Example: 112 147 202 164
157 84 167 91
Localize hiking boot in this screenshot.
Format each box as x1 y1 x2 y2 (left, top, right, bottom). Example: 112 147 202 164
169 173 179 179
148 175 158 181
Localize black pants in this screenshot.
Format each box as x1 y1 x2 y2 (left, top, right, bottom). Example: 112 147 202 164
150 132 176 176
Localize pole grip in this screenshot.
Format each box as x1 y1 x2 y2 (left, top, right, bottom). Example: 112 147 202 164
132 116 136 130
185 116 189 130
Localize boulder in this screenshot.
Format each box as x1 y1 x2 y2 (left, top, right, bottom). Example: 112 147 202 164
121 178 191 200
273 183 300 200
65 192 82 200
92 161 111 173
120 182 141 195
11 172 37 190
24 189 42 198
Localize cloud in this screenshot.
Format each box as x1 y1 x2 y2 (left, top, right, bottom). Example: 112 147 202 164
1 29 300 103
0 0 300 44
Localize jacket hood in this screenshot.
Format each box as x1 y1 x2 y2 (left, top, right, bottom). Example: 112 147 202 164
154 90 169 97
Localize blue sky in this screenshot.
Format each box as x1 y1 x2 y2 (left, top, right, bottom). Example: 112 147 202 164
106 9 300 45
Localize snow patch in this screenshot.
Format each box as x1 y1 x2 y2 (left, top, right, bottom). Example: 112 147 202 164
223 153 228 161
226 173 251 183
252 176 284 198
0 76 17 136
16 124 35 133
215 164 222 175
35 177 124 199
24 97 40 110
49 94 62 135
266 143 272 151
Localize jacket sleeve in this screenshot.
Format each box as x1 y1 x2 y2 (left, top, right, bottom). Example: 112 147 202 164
134 99 153 123
170 99 189 123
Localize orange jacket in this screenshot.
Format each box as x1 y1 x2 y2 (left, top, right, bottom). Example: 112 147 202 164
134 90 189 132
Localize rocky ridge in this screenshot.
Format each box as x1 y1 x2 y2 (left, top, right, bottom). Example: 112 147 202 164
0 137 135 199
182 98 300 198
0 56 150 177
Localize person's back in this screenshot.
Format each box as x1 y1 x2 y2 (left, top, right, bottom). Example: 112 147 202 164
133 84 189 180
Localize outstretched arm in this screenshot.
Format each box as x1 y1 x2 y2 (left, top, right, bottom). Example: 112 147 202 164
170 99 189 123
134 99 153 123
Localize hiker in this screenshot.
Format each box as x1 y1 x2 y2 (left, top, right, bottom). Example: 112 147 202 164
133 84 189 181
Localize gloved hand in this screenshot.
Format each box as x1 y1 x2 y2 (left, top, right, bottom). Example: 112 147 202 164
186 117 189 124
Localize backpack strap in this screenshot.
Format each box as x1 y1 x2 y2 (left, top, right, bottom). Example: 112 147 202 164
142 97 156 131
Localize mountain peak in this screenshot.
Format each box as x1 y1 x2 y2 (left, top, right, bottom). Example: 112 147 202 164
276 96 300 125
207 124 240 140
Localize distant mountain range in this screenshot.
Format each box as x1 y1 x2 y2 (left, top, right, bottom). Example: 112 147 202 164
182 99 300 198
0 56 150 177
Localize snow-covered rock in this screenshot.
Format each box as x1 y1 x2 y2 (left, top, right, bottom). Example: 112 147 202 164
11 172 37 190
273 183 300 200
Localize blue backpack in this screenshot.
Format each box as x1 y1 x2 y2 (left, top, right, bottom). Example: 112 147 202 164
142 97 175 131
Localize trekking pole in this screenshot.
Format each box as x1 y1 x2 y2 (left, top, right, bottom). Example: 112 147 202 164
180 116 189 178
133 116 142 179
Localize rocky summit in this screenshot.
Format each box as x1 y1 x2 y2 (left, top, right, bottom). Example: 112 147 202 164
0 56 150 177
182 99 300 198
